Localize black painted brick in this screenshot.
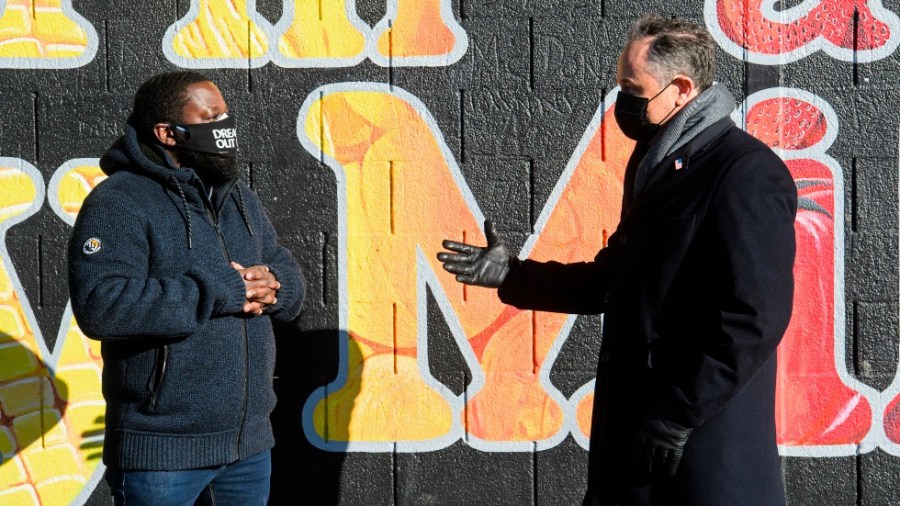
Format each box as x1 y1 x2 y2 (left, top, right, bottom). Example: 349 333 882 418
855 157 900 233
0 0 894 504
859 449 900 506
38 92 130 169
855 302 900 391
465 87 601 159
76 0 179 24
396 441 534 505
780 51 856 90
782 456 858 506
827 84 900 160
460 0 602 19
548 314 602 380
535 436 589 505
460 156 532 234
336 452 395 505
251 161 337 237
0 92 36 161
532 15 619 91
604 0 706 19
845 230 899 302
248 52 390 96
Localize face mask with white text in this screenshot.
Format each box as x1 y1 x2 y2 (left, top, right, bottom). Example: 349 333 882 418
170 114 238 157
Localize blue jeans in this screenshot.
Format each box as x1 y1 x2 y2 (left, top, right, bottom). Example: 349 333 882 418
105 450 271 506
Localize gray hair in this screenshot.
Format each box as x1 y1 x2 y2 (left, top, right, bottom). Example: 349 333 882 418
627 15 716 91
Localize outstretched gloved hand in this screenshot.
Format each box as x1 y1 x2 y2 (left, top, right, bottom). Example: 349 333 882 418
630 418 693 480
437 220 514 288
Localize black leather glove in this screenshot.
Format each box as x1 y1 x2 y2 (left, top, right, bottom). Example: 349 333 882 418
437 220 513 288
630 419 693 480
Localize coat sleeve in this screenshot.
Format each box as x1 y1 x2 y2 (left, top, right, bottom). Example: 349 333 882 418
241 186 306 323
68 189 248 340
497 247 611 315
653 150 797 428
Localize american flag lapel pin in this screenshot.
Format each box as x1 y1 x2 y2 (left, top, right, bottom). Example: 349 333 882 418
674 158 684 171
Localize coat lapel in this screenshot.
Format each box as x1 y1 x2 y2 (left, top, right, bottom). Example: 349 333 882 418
619 118 735 224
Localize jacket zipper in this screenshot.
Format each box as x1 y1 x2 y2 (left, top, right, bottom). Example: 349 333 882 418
147 345 169 411
199 182 250 458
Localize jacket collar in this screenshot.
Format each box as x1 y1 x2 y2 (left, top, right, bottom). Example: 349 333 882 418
620 117 734 223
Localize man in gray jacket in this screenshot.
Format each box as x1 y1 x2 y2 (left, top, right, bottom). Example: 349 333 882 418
68 71 305 506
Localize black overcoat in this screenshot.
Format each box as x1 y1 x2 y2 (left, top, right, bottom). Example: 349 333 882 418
499 119 797 505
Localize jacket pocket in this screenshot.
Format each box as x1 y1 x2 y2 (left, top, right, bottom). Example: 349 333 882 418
144 345 169 412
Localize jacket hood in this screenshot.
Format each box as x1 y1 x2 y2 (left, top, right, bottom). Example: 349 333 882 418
100 121 197 184
98 121 256 250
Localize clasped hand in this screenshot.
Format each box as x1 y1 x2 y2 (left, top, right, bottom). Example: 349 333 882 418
231 262 280 315
436 220 513 288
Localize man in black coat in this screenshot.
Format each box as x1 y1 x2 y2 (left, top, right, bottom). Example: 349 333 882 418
437 15 796 506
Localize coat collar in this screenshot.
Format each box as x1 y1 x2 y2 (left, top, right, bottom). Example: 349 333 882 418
620 117 735 223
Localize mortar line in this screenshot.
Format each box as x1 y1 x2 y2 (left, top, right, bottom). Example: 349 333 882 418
851 158 858 233
321 231 328 305
459 89 466 163
600 88 607 162
528 158 535 230
38 235 43 307
105 21 111 92
247 20 253 93
32 92 39 162
390 161 396 234
532 441 538 505
393 443 399 506
528 18 535 91
389 20 394 91
856 450 862 506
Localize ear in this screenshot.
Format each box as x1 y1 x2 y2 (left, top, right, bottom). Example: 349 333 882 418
152 123 179 147
672 75 698 106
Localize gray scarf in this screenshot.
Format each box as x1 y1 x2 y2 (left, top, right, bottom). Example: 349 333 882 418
633 83 736 196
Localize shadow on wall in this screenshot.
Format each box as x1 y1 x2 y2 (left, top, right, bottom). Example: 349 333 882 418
270 323 359 504
0 335 74 482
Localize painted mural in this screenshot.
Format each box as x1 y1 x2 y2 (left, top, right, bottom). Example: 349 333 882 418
0 159 105 505
884 128 900 457
0 0 897 504
295 83 898 457
162 0 467 68
0 0 97 68
706 0 900 64
737 90 876 455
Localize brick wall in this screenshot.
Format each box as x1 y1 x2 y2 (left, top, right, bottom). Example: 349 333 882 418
0 1 897 504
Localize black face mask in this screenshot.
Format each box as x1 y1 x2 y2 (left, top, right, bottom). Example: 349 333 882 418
170 114 238 157
614 83 676 143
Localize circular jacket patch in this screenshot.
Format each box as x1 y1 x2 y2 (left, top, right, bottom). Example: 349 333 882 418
83 237 102 255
